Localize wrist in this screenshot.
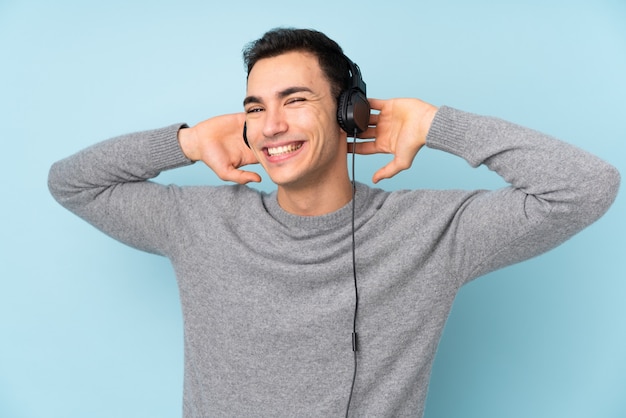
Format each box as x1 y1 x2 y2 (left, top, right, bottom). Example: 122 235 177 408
418 102 439 145
178 126 200 161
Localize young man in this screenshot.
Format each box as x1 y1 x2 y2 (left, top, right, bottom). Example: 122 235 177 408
49 28 620 417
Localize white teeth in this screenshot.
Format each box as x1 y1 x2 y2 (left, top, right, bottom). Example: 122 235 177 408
267 143 302 156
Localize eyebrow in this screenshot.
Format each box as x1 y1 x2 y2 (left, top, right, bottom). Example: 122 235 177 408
243 86 314 107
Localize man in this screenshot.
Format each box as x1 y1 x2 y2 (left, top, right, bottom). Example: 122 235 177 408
49 28 620 417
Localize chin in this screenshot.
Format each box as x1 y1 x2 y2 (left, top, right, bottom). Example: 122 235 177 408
264 169 299 187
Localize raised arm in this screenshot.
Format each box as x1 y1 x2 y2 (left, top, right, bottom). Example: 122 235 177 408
354 98 620 279
48 113 259 256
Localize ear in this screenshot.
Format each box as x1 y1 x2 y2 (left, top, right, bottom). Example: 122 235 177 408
337 124 348 143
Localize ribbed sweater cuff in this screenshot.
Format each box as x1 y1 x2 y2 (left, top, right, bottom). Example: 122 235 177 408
425 106 474 163
149 123 194 171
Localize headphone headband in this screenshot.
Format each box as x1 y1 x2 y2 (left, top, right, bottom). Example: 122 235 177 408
346 57 366 98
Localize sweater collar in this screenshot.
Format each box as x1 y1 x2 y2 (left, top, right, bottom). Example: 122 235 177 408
262 182 370 231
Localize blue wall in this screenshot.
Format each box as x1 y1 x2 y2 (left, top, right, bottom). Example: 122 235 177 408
1 1 624 417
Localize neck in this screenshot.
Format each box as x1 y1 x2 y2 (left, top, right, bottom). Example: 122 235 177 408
276 174 353 216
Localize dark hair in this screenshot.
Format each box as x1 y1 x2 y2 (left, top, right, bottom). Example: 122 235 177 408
242 28 351 100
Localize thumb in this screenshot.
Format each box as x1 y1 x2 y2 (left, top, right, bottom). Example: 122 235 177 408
372 162 400 184
219 167 262 185
372 157 412 183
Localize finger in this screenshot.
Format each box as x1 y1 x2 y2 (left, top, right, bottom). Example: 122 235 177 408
349 140 386 155
219 167 262 184
357 125 377 139
372 158 412 183
367 98 386 111
372 163 399 184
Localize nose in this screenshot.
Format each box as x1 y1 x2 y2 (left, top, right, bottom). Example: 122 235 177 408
262 107 288 139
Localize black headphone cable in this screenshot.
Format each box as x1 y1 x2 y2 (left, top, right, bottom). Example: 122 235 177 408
345 128 360 417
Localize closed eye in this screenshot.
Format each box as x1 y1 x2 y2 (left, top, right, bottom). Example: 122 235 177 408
286 97 306 105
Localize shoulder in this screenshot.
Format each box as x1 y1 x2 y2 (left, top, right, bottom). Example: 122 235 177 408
172 184 268 216
360 183 481 220
180 183 265 203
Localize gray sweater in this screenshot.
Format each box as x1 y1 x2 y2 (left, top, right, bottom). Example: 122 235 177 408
48 107 619 417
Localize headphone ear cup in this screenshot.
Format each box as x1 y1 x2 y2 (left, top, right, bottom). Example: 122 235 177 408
337 89 370 134
337 90 350 133
350 90 370 133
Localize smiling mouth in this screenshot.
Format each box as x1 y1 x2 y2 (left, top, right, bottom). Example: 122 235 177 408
266 142 303 157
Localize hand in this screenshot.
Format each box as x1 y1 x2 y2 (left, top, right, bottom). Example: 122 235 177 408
351 98 438 183
178 113 261 184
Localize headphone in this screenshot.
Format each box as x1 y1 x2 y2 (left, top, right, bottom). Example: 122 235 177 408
243 55 370 147
337 57 370 135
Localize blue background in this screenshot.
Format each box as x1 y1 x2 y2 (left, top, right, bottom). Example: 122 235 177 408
1 1 624 417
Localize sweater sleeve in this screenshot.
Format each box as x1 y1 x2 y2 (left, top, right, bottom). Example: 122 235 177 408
48 123 193 256
425 106 620 283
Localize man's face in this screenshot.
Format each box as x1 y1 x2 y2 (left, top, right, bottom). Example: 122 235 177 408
244 51 347 189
